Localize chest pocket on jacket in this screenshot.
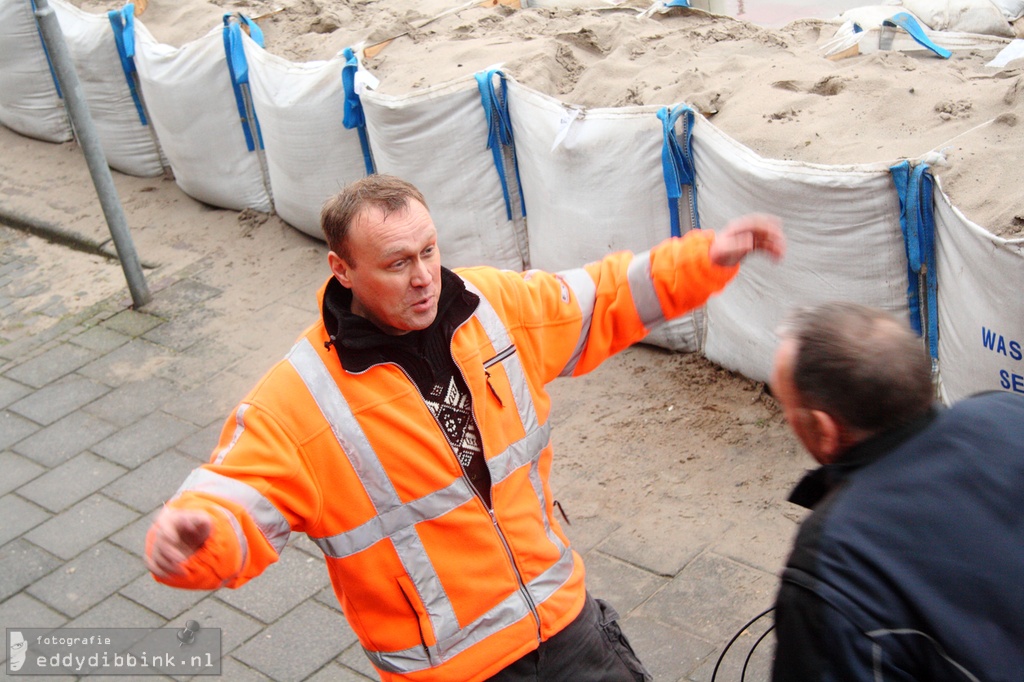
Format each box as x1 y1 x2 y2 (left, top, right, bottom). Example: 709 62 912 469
482 344 517 408
464 281 538 439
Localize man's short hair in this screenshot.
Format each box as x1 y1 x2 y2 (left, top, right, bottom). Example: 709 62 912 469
779 302 933 434
320 175 428 262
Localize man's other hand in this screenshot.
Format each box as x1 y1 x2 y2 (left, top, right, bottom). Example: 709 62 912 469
146 507 213 578
709 214 786 267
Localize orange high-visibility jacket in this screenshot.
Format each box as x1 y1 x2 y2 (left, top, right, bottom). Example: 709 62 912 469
149 231 738 681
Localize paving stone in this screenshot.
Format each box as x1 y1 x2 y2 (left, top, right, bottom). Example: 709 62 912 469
142 279 222 319
142 306 219 352
336 642 379 679
25 494 140 561
187 596 265 655
68 325 131 353
313 586 341 614
562 513 622 558
13 411 118 467
156 340 237 391
621 614 717 682
162 376 249 428
175 420 222 462
0 450 45 496
0 493 51 546
0 592 67 632
3 343 99 389
82 377 178 428
19 451 126 513
214 549 330 624
103 449 197 513
0 409 39 450
582 551 668 615
233 600 352 682
28 542 147 618
0 374 31 408
599 511 735 578
92 411 195 469
108 510 157 559
306 661 377 681
634 552 778 644
0 539 62 603
215 656 273 681
100 309 166 337
687 613 774 682
9 374 111 426
65 593 166 629
224 302 312 356
76 338 175 387
711 508 805 575
119 572 210 621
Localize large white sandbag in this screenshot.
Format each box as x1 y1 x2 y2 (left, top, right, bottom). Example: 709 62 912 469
0 0 72 142
131 19 272 212
836 5 920 29
693 115 910 382
901 0 1014 37
506 80 703 351
50 0 164 177
241 38 367 239
933 181 1024 403
360 74 528 271
992 0 1024 19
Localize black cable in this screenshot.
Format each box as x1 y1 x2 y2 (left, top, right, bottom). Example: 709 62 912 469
741 623 776 681
710 607 775 682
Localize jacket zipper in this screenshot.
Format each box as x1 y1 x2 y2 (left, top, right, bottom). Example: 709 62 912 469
450 344 543 641
384 355 543 640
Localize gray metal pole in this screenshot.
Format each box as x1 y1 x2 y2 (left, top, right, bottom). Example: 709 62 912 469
33 0 151 308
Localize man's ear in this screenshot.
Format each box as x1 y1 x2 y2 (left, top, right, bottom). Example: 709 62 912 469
808 409 843 464
328 251 353 289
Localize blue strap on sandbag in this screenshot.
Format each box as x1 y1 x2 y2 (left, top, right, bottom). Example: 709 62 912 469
475 68 526 221
882 12 952 59
222 14 264 152
28 0 63 100
107 4 147 125
664 0 691 7
341 47 375 176
657 104 700 238
890 160 939 362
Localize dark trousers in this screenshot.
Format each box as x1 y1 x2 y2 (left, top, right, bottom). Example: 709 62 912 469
487 594 652 682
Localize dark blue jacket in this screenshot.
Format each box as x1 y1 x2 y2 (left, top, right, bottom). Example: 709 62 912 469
773 391 1024 681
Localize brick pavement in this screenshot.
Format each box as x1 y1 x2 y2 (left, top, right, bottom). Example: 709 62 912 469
0 217 802 682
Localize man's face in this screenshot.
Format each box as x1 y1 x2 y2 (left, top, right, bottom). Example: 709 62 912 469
329 200 442 336
770 338 828 463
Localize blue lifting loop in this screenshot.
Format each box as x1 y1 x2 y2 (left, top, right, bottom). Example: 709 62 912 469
341 47 375 176
475 68 525 222
657 104 699 238
882 12 952 59
222 13 265 152
107 4 147 125
890 159 939 363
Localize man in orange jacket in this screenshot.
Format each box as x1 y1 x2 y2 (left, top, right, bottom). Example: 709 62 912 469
146 175 785 681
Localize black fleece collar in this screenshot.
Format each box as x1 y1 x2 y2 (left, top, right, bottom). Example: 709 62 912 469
321 267 479 374
787 405 940 510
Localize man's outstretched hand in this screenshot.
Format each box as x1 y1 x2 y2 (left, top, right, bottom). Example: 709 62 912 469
146 507 213 578
709 214 786 268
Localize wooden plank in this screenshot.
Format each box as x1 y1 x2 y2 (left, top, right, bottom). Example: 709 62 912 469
363 39 394 60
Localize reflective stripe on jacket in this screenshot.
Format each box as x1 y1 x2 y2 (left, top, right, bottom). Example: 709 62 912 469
149 230 738 681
